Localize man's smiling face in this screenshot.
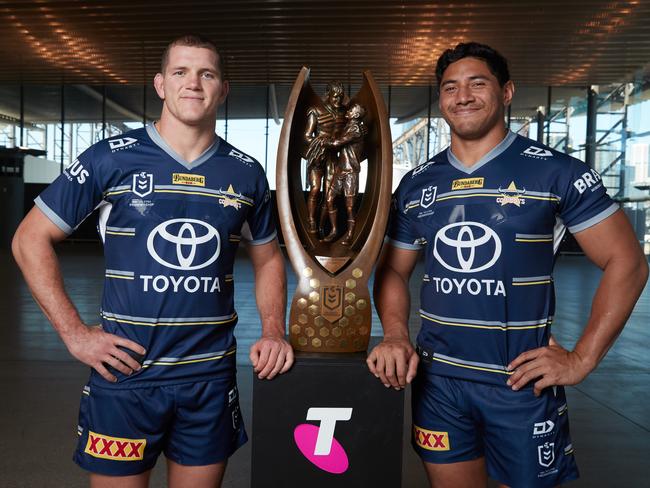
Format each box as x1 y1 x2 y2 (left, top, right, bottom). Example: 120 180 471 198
154 45 228 127
438 56 513 141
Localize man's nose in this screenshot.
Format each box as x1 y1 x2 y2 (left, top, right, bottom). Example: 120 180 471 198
186 72 202 89
456 84 474 104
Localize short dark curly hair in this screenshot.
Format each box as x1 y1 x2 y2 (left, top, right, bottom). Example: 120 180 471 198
435 42 510 88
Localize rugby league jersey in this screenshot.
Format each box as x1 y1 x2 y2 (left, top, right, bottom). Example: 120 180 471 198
36 125 276 387
388 131 618 386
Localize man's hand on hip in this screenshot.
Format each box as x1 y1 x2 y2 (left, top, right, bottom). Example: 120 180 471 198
507 340 593 396
63 325 146 383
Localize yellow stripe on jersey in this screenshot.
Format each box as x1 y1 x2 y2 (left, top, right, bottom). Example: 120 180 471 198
154 189 254 206
420 312 548 331
101 314 238 327
431 356 513 375
512 280 552 286
142 348 237 367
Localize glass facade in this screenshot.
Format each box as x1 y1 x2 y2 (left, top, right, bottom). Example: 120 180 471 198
1 73 649 252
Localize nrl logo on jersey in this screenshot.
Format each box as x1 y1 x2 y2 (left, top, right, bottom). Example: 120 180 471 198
420 185 437 209
220 184 242 210
132 172 154 198
109 137 138 153
228 149 255 167
497 181 526 206
522 146 553 159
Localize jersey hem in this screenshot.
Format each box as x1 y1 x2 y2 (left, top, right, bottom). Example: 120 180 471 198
568 202 619 233
34 196 73 234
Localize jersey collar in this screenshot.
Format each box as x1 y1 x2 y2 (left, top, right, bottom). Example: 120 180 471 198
446 130 517 175
146 124 221 170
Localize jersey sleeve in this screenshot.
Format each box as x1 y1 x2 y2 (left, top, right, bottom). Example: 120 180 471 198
34 145 106 235
386 178 424 250
556 157 619 234
241 168 277 245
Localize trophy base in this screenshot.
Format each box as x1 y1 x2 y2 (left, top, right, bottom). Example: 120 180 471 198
251 340 404 487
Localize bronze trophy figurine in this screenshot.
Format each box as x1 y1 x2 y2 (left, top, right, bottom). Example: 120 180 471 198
276 68 392 353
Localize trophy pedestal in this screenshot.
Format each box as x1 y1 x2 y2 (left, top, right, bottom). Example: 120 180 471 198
251 340 404 488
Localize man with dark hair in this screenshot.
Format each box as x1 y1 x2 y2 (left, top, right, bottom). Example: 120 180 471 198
12 35 292 487
368 41 647 487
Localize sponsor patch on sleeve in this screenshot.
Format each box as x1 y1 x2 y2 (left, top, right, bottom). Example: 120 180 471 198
84 431 146 461
413 425 450 451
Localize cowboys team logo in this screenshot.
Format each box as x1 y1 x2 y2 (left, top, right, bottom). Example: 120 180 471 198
220 184 242 210
537 442 555 468
420 185 437 209
321 285 343 323
496 181 526 206
132 172 153 198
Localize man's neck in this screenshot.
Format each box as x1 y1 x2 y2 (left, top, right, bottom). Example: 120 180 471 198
156 110 216 163
450 125 508 167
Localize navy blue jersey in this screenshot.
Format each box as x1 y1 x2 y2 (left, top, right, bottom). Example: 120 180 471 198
36 125 276 387
388 132 618 386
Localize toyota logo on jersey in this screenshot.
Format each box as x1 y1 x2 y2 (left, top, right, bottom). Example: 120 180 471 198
147 218 221 271
433 222 501 273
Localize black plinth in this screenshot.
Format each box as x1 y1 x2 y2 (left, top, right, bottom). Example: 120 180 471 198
251 340 404 488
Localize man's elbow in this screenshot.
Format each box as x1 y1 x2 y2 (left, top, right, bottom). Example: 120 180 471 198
636 252 649 288
11 222 28 265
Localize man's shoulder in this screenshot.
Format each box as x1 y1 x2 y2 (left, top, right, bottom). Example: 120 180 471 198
508 133 577 167
87 127 149 161
217 139 265 175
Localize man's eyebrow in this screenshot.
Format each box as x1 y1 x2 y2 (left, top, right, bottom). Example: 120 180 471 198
441 79 457 87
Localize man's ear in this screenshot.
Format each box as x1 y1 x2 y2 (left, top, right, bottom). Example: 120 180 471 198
154 73 165 100
503 80 515 107
219 80 230 105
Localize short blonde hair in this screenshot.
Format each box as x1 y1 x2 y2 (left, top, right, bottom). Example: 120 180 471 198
160 34 224 78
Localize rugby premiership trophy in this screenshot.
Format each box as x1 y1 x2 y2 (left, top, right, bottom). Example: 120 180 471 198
276 67 392 353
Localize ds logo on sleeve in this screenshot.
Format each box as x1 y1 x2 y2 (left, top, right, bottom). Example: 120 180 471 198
294 407 352 474
109 137 138 152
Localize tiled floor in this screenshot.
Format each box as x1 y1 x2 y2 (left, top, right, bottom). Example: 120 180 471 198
0 244 648 487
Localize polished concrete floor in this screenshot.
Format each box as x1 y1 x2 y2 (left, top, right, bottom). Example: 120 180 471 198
0 243 648 487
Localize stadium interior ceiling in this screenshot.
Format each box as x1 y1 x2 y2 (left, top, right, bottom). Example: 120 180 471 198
0 0 650 122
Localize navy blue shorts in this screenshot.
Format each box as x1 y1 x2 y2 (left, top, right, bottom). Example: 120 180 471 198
73 376 247 476
412 372 579 487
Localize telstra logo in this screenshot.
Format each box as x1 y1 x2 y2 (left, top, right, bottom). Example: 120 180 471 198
294 407 352 474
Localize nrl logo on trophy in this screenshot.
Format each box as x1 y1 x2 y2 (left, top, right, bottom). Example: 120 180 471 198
276 67 392 352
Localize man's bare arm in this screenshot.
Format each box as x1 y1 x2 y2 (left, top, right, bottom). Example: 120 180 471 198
367 243 420 389
507 210 648 395
247 239 294 379
12 207 145 382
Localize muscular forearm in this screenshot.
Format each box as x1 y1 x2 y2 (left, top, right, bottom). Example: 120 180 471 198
12 228 85 343
254 250 287 338
373 265 412 340
573 252 648 370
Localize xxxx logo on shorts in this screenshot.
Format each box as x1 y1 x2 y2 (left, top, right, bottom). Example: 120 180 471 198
84 431 146 461
413 425 450 451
